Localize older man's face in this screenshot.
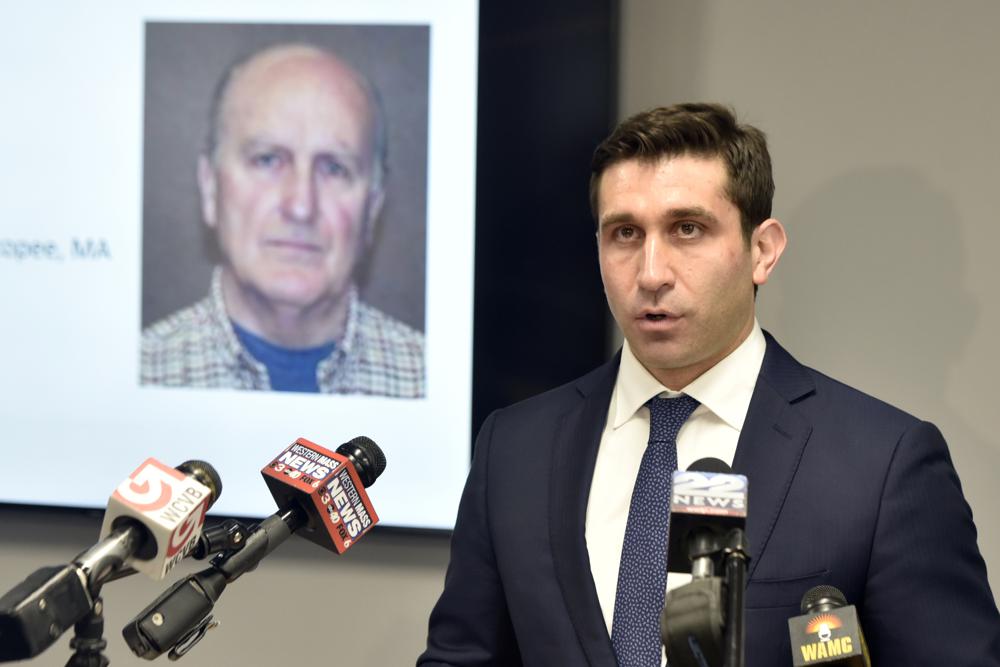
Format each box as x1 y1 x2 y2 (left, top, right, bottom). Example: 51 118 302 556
199 49 382 315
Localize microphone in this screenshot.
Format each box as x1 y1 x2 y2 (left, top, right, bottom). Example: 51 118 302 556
260 435 383 554
788 585 871 666
122 436 385 660
662 458 749 667
666 458 747 576
688 457 732 474
98 458 222 580
0 460 221 662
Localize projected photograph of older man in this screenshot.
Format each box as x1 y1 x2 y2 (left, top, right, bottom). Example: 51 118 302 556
141 40 425 397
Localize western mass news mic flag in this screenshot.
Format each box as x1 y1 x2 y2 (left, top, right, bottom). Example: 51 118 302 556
261 437 379 553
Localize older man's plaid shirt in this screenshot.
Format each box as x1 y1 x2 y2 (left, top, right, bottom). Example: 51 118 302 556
141 270 425 398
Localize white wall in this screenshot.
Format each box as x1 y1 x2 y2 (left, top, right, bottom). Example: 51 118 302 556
620 0 1000 599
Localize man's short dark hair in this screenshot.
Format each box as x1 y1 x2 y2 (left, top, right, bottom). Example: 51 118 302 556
589 103 774 242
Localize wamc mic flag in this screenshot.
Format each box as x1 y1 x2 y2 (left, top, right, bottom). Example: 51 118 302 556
788 586 870 666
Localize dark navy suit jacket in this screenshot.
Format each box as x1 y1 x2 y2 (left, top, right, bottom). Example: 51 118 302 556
420 334 1000 666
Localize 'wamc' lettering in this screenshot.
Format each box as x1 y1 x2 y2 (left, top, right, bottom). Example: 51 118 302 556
800 637 854 662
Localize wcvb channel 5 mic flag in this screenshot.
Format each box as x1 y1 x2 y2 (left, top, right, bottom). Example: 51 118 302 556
99 458 213 579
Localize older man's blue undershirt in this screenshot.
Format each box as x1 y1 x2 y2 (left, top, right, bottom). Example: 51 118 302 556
231 321 336 393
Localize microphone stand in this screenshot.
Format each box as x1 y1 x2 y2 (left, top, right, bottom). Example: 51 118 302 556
122 508 305 660
721 528 749 667
60 519 252 666
661 527 750 667
66 598 108 667
0 527 140 664
63 525 145 667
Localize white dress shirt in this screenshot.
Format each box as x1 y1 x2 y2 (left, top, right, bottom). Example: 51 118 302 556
584 320 766 646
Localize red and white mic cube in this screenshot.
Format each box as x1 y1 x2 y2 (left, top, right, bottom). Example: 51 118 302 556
99 458 212 579
261 438 379 553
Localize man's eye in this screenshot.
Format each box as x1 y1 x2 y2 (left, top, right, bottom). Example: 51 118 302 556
614 225 638 241
677 222 700 237
250 152 283 169
317 156 351 180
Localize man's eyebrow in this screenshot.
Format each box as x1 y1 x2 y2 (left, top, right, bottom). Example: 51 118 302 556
237 140 364 165
662 206 720 224
239 139 285 153
598 211 635 230
314 148 364 165
598 206 720 230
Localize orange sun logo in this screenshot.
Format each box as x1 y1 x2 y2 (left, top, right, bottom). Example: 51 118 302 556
806 614 843 635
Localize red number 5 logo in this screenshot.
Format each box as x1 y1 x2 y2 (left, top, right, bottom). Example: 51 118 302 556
113 459 176 511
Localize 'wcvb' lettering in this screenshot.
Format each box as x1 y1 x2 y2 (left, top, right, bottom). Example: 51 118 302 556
800 637 853 662
163 550 184 575
158 487 204 524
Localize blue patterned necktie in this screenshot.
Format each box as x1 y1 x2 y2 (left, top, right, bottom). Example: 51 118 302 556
611 394 700 667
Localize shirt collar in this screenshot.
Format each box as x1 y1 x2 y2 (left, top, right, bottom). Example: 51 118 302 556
336 284 362 356
611 319 766 431
209 267 359 368
207 266 250 365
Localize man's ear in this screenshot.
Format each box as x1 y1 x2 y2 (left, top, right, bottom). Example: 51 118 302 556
363 186 385 247
197 154 218 227
751 217 787 286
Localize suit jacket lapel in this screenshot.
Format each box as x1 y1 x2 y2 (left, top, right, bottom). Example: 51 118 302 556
732 332 815 579
549 354 620 666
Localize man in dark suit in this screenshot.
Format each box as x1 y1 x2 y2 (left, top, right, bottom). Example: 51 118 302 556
419 104 1000 666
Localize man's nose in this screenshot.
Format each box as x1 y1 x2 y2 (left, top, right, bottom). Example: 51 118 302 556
636 236 676 292
280 164 317 224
